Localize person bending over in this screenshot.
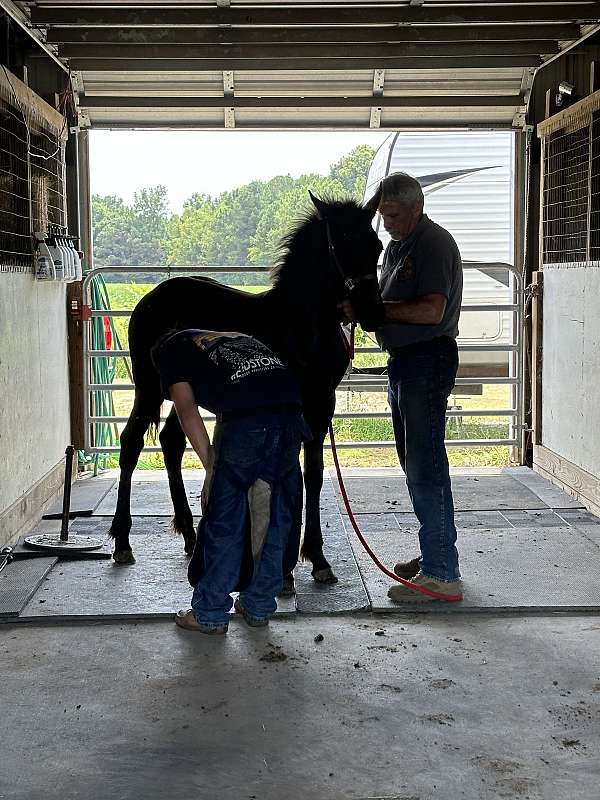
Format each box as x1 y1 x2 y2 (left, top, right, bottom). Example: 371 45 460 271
153 329 310 634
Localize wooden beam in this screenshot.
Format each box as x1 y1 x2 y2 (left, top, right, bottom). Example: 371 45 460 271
30 4 600 27
66 283 85 449
57 41 558 60
0 459 68 548
0 64 65 133
530 271 543 446
85 119 517 130
79 94 523 109
534 443 600 517
590 60 600 93
45 24 582 45
63 55 542 71
544 87 559 119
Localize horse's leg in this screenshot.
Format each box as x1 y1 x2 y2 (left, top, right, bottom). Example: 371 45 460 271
159 406 196 555
280 463 303 596
300 418 338 585
109 394 156 564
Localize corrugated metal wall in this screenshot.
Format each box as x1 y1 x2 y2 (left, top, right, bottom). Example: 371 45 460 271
364 131 515 372
366 130 515 264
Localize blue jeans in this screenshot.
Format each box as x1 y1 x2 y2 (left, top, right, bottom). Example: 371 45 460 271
191 413 306 627
387 337 460 582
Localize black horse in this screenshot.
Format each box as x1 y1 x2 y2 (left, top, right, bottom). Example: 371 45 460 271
109 190 383 586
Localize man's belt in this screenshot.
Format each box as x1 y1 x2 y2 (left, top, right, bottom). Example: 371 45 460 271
388 335 455 356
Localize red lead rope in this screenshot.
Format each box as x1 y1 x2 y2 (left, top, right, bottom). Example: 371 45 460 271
328 428 463 602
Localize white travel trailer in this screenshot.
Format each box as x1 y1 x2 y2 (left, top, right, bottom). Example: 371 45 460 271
363 130 516 381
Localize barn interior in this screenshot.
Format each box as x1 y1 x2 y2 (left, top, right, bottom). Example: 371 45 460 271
2 2 600 798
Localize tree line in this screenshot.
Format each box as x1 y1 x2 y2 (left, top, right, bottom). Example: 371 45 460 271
91 145 375 280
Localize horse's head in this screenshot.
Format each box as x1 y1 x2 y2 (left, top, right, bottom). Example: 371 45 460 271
308 189 385 331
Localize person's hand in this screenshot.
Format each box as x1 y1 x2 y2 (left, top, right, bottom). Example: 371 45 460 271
351 296 386 332
337 299 357 323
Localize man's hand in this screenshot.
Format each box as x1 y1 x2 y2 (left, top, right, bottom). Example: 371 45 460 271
350 294 386 332
339 296 386 332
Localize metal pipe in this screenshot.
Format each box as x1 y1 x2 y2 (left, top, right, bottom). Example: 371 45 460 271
85 438 520 454
88 408 518 424
82 262 525 457
87 375 521 391
89 303 520 318
60 446 75 541
87 343 519 356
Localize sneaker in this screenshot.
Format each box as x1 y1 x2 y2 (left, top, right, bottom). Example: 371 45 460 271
175 609 228 634
234 598 270 628
387 571 464 603
393 557 421 579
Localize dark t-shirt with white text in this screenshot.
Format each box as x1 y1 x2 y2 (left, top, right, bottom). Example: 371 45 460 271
155 329 301 414
376 214 463 350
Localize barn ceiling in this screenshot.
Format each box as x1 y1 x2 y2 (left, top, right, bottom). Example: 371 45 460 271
12 0 600 129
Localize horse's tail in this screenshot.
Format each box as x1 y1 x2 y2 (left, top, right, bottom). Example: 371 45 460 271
147 402 162 444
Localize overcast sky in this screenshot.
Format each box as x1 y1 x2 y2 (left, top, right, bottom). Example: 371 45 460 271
89 129 389 213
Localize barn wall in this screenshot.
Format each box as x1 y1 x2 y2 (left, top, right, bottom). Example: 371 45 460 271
0 275 70 544
526 34 600 511
0 43 75 545
541 269 600 474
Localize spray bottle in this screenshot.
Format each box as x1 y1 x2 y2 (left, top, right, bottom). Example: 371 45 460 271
70 238 83 281
46 228 64 281
61 232 75 282
34 232 56 281
53 226 71 282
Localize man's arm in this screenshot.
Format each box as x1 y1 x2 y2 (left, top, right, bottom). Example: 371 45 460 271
383 293 447 325
339 293 446 327
169 381 213 469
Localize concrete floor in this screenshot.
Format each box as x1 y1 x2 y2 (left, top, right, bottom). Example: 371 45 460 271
2 614 599 800
3 468 600 799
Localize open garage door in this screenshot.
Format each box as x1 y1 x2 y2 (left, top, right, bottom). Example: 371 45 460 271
5 0 600 467
11 0 600 131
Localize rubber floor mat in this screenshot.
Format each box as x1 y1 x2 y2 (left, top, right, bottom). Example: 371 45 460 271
0 558 57 618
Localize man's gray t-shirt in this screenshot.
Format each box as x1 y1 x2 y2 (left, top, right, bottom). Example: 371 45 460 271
376 214 463 351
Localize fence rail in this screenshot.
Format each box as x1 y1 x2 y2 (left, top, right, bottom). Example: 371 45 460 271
82 263 524 456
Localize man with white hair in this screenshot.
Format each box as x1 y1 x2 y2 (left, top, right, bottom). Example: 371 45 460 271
343 171 464 601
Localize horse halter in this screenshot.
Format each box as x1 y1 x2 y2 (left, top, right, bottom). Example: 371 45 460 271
324 219 378 295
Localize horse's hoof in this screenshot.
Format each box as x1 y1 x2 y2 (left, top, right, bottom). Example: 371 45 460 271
278 575 296 597
312 567 338 585
113 549 135 565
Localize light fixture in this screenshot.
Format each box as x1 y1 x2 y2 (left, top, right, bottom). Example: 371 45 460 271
555 81 575 108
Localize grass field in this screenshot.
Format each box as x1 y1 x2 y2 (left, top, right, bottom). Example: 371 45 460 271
96 282 513 470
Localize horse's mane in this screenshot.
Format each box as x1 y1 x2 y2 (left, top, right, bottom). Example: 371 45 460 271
269 197 364 288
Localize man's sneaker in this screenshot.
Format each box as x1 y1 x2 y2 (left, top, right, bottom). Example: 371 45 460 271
175 609 228 634
388 571 463 603
234 598 270 628
393 557 421 580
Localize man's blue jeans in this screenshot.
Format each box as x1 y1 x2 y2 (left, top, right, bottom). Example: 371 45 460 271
387 337 460 582
191 412 305 627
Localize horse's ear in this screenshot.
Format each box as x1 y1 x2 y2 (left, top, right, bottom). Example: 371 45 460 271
308 190 327 220
364 183 382 219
